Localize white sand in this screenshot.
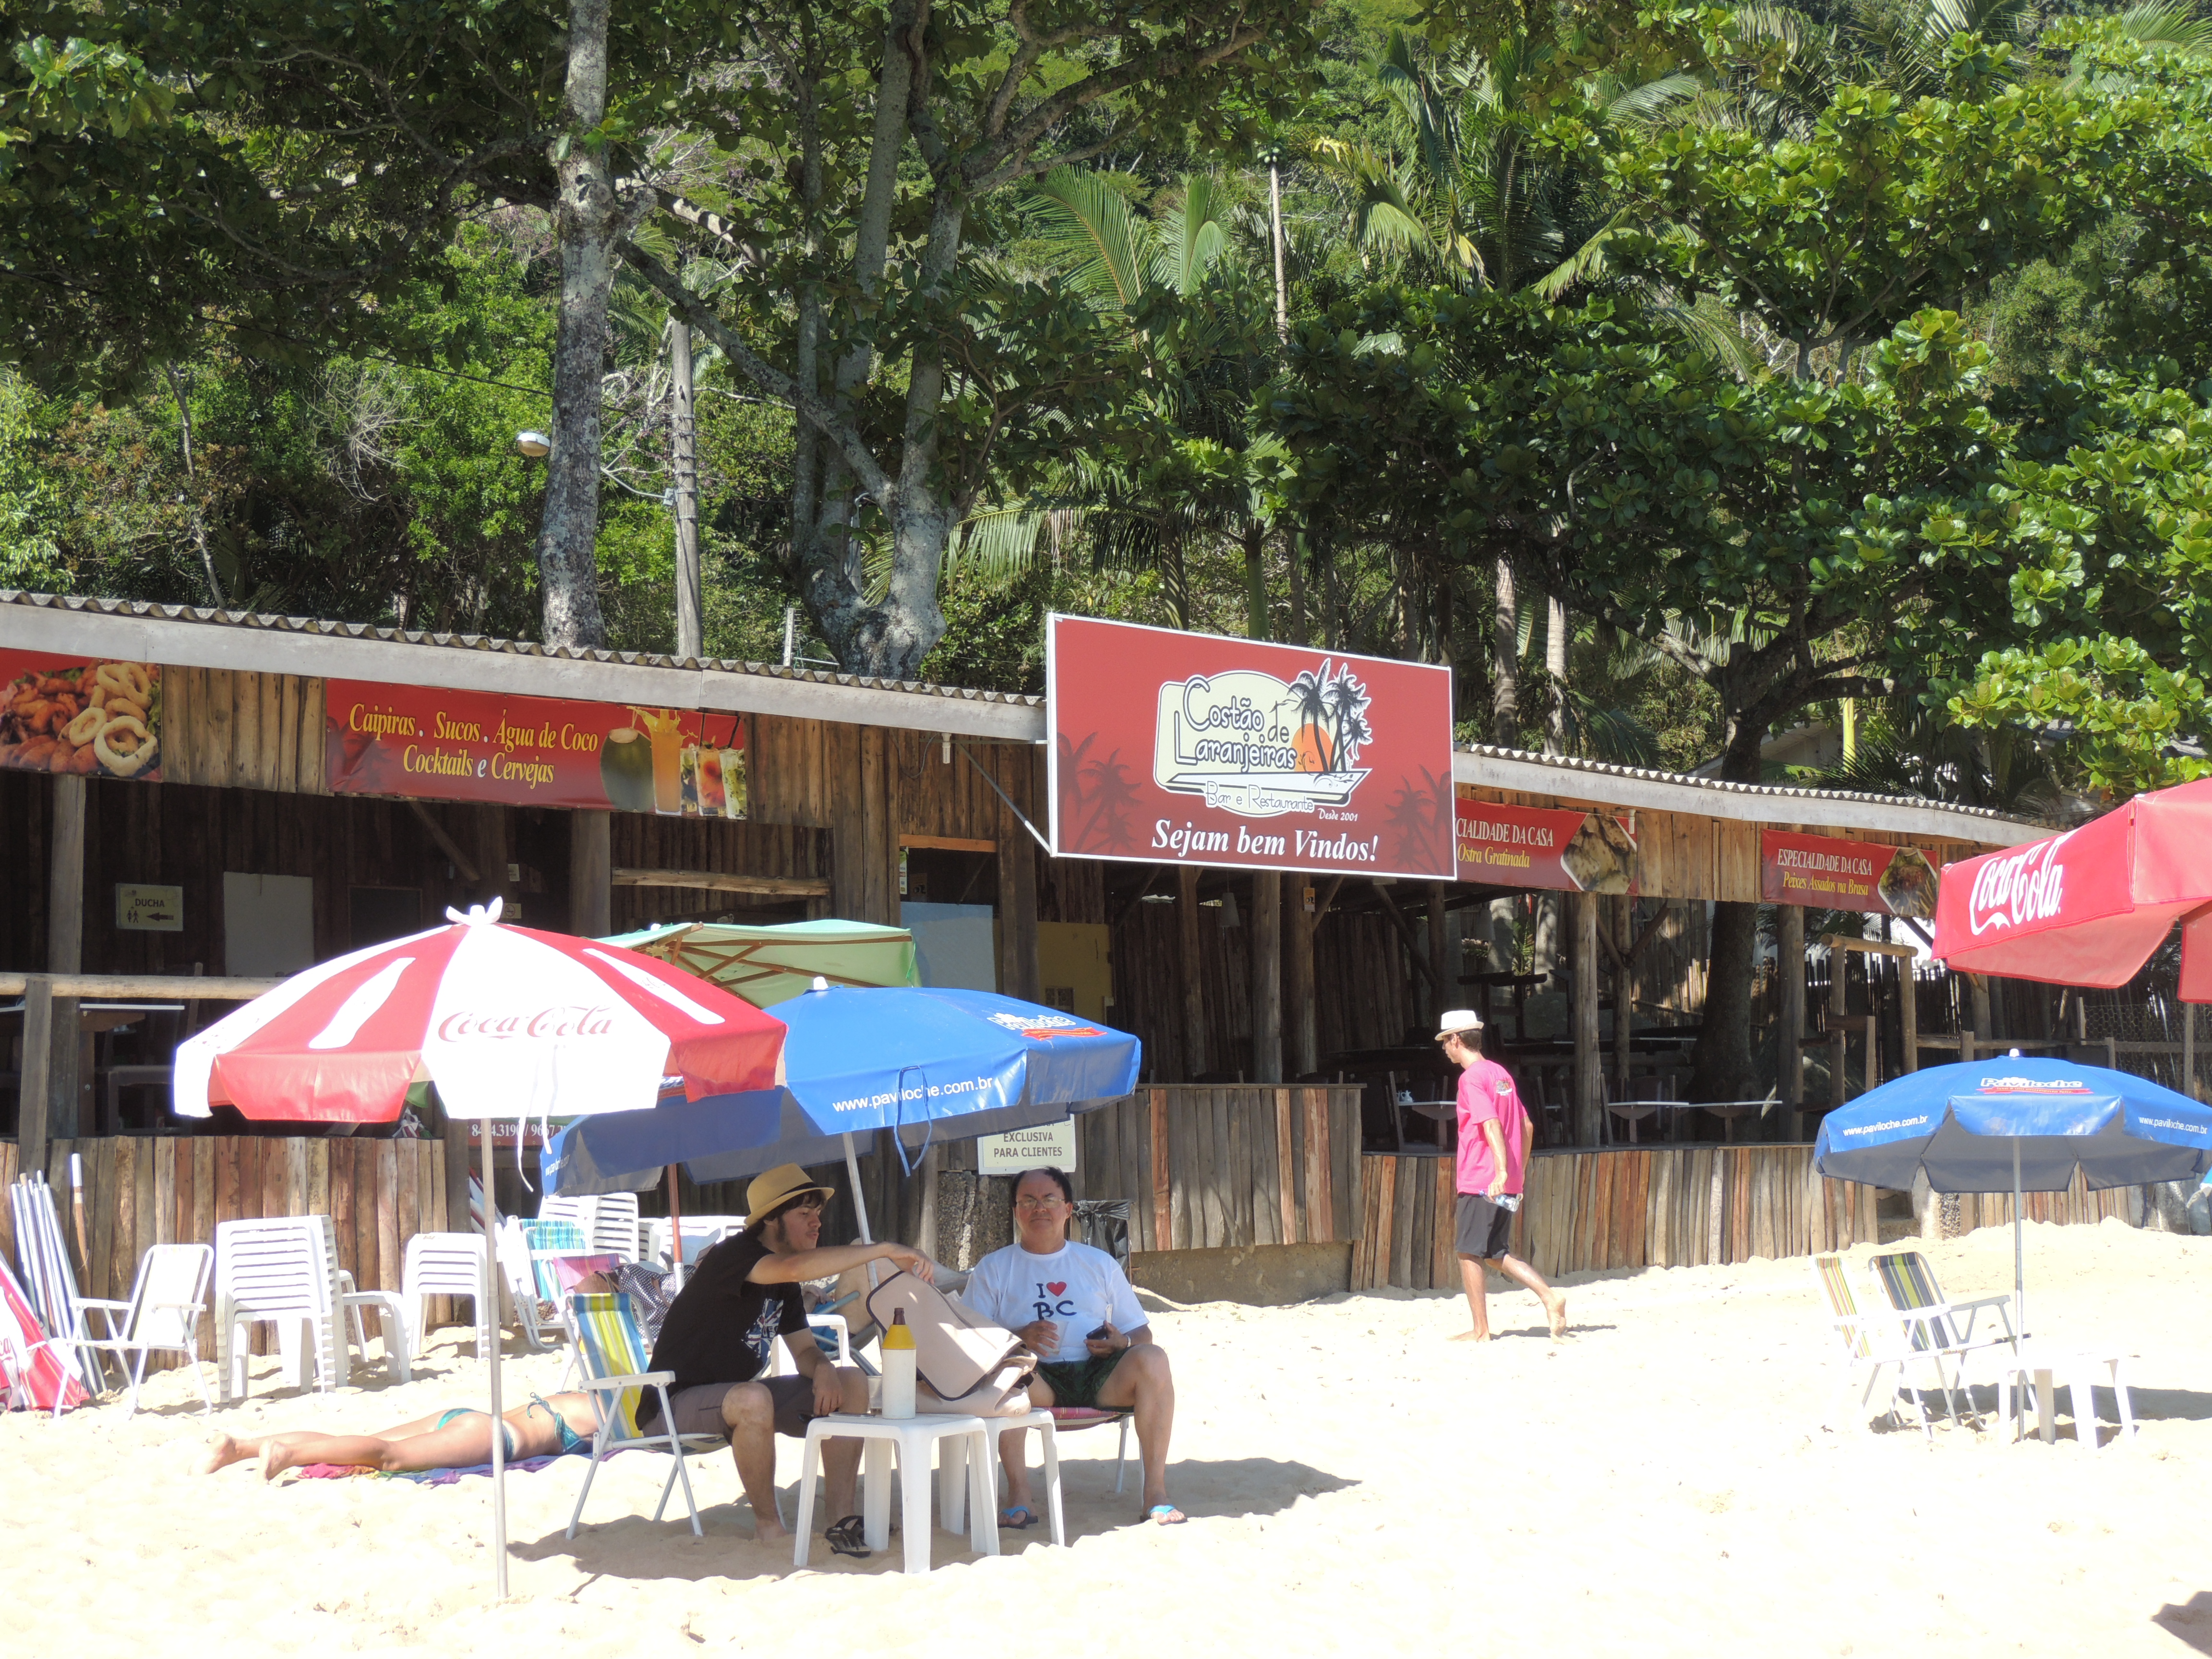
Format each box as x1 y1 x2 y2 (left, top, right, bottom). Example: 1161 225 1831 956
6 1218 2209 1657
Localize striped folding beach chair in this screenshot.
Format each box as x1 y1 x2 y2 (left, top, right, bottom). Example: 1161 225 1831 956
1868 1250 2018 1353
1810 1253 1959 1441
565 1291 726 1539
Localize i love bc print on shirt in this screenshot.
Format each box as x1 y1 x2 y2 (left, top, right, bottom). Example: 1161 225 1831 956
1031 1280 1075 1319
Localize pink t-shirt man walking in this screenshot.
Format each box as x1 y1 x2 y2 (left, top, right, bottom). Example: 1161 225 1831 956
1440 1010 1567 1342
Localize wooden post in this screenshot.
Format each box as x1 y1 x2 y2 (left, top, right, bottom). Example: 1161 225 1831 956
19 976 55 1178
1178 865 1205 1079
996 827 1040 1003
1252 871 1282 1085
1573 889 1601 1145
1778 902 1805 1138
1968 972 1993 1050
1611 895 1634 1104
1427 882 1450 1028
475 804 509 916
1828 941 1848 1112
2187 1002 2198 1101
1899 938 1918 1075
569 810 612 936
47 774 85 1140
1287 877 1316 1079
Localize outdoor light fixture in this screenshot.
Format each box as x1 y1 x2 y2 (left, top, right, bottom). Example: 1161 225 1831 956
515 430 551 458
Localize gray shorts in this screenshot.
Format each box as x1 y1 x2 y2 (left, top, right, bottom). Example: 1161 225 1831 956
643 1374 817 1439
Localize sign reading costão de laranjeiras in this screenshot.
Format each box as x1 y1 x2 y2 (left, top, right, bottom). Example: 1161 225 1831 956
1046 616 1455 878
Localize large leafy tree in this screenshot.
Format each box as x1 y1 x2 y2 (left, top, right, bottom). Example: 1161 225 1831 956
621 2 1322 676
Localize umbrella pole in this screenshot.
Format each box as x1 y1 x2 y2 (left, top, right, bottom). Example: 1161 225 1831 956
667 1164 684 1290
480 1139 509 1600
843 1132 873 1245
2012 1138 2025 1342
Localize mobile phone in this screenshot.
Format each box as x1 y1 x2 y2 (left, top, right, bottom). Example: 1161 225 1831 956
1086 1323 1111 1341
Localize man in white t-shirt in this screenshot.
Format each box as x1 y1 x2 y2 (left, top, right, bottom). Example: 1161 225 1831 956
961 1166 1183 1527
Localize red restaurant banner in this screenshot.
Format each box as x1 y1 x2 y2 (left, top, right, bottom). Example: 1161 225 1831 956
0 648 163 781
1046 615 1455 878
1760 830 1938 917
1455 791 1638 892
325 680 748 816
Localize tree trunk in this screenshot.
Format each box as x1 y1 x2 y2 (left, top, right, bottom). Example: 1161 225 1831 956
1544 592 1568 756
671 311 702 659
1691 717 1769 1103
1491 553 1517 746
534 0 618 651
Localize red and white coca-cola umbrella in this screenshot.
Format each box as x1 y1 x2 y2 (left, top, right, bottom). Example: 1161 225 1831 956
1933 778 2212 1000
172 899 785 1599
175 898 786 1123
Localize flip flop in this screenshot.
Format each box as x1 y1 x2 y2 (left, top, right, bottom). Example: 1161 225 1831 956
998 1505 1039 1530
825 1515 872 1558
1146 1503 1187 1526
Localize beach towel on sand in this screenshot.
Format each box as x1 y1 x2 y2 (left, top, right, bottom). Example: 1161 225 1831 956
294 1446 602 1485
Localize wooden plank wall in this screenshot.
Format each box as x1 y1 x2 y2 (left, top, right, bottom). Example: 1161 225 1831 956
608 815 833 931
1066 1086 1362 1252
1349 1146 1887 1290
0 1135 448 1370
162 668 330 795
1107 898 1415 1083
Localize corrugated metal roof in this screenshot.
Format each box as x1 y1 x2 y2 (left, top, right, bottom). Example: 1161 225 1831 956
0 589 1043 710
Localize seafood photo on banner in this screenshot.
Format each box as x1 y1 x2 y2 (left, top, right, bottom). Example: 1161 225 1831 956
0 656 162 780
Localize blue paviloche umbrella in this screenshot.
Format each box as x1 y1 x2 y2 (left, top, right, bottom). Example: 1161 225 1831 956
1815 1055 2212 1332
543 983 1141 1240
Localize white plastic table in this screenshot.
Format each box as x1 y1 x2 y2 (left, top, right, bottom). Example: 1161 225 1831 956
792 1412 999 1573
2003 1351 2136 1452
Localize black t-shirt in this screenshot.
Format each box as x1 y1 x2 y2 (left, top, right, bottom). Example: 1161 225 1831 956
637 1230 805 1425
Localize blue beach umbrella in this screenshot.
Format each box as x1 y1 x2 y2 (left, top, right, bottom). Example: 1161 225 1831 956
1815 1055 2212 1331
543 983 1142 1241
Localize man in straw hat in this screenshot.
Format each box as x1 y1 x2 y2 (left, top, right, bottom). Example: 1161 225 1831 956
639 1163 935 1554
1437 1010 1567 1341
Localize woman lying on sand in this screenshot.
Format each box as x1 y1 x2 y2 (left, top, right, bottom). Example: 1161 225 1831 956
196 1391 603 1480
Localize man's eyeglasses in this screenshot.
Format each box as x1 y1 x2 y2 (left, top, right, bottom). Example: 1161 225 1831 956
1013 1195 1068 1211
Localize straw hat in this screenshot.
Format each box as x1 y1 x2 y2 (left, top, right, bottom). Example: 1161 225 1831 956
1432 1010 1485 1042
745 1163 835 1216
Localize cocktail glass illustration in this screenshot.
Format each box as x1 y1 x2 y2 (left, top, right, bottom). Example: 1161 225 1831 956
633 708 685 814
721 745 748 819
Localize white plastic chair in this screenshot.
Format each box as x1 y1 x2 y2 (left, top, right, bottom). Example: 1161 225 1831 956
646 1215 745 1269
215 1216 347 1401
402 1232 492 1359
56 1243 215 1418
333 1270 413 1384
538 1195 642 1261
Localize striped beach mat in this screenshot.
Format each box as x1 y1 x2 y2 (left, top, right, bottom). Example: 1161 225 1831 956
0 1252 88 1414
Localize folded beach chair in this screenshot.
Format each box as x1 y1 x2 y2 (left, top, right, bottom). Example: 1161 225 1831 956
0 1252 88 1418
1811 1252 1960 1441
55 1242 215 1419
8 1176 98 1392
565 1290 726 1539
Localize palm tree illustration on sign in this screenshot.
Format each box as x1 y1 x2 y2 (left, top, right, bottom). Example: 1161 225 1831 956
1322 664 1373 772
1289 667 1334 772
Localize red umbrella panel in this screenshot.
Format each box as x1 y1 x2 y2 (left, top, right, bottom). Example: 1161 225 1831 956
173 902 788 1123
1933 778 2212 1000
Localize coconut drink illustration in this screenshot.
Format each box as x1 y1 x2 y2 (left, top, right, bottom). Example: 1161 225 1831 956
599 724 655 812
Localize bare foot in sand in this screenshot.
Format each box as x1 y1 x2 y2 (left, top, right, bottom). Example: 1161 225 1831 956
750 1517 791 1544
1448 1329 1492 1343
1546 1295 1569 1338
195 1433 249 1475
258 1436 306 1481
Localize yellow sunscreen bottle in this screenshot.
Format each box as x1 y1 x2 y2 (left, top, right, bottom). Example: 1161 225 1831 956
880 1309 917 1419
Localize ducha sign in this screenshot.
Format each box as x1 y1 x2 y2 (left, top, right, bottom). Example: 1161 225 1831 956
1046 615 1455 878
325 680 748 816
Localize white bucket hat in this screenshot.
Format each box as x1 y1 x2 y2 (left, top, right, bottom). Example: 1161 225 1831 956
1433 1010 1484 1042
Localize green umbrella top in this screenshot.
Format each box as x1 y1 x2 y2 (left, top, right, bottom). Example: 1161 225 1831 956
601 917 919 1009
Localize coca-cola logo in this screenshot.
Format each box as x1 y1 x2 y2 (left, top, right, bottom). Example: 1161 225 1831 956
1967 833 2072 937
436 1005 617 1042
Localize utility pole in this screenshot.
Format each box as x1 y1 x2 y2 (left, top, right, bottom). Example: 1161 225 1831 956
670 308 703 660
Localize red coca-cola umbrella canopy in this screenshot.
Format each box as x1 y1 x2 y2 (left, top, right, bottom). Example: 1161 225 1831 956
1934 778 2212 1001
173 901 788 1123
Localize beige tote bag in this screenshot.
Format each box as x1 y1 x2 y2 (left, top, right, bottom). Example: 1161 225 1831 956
864 1270 1034 1417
